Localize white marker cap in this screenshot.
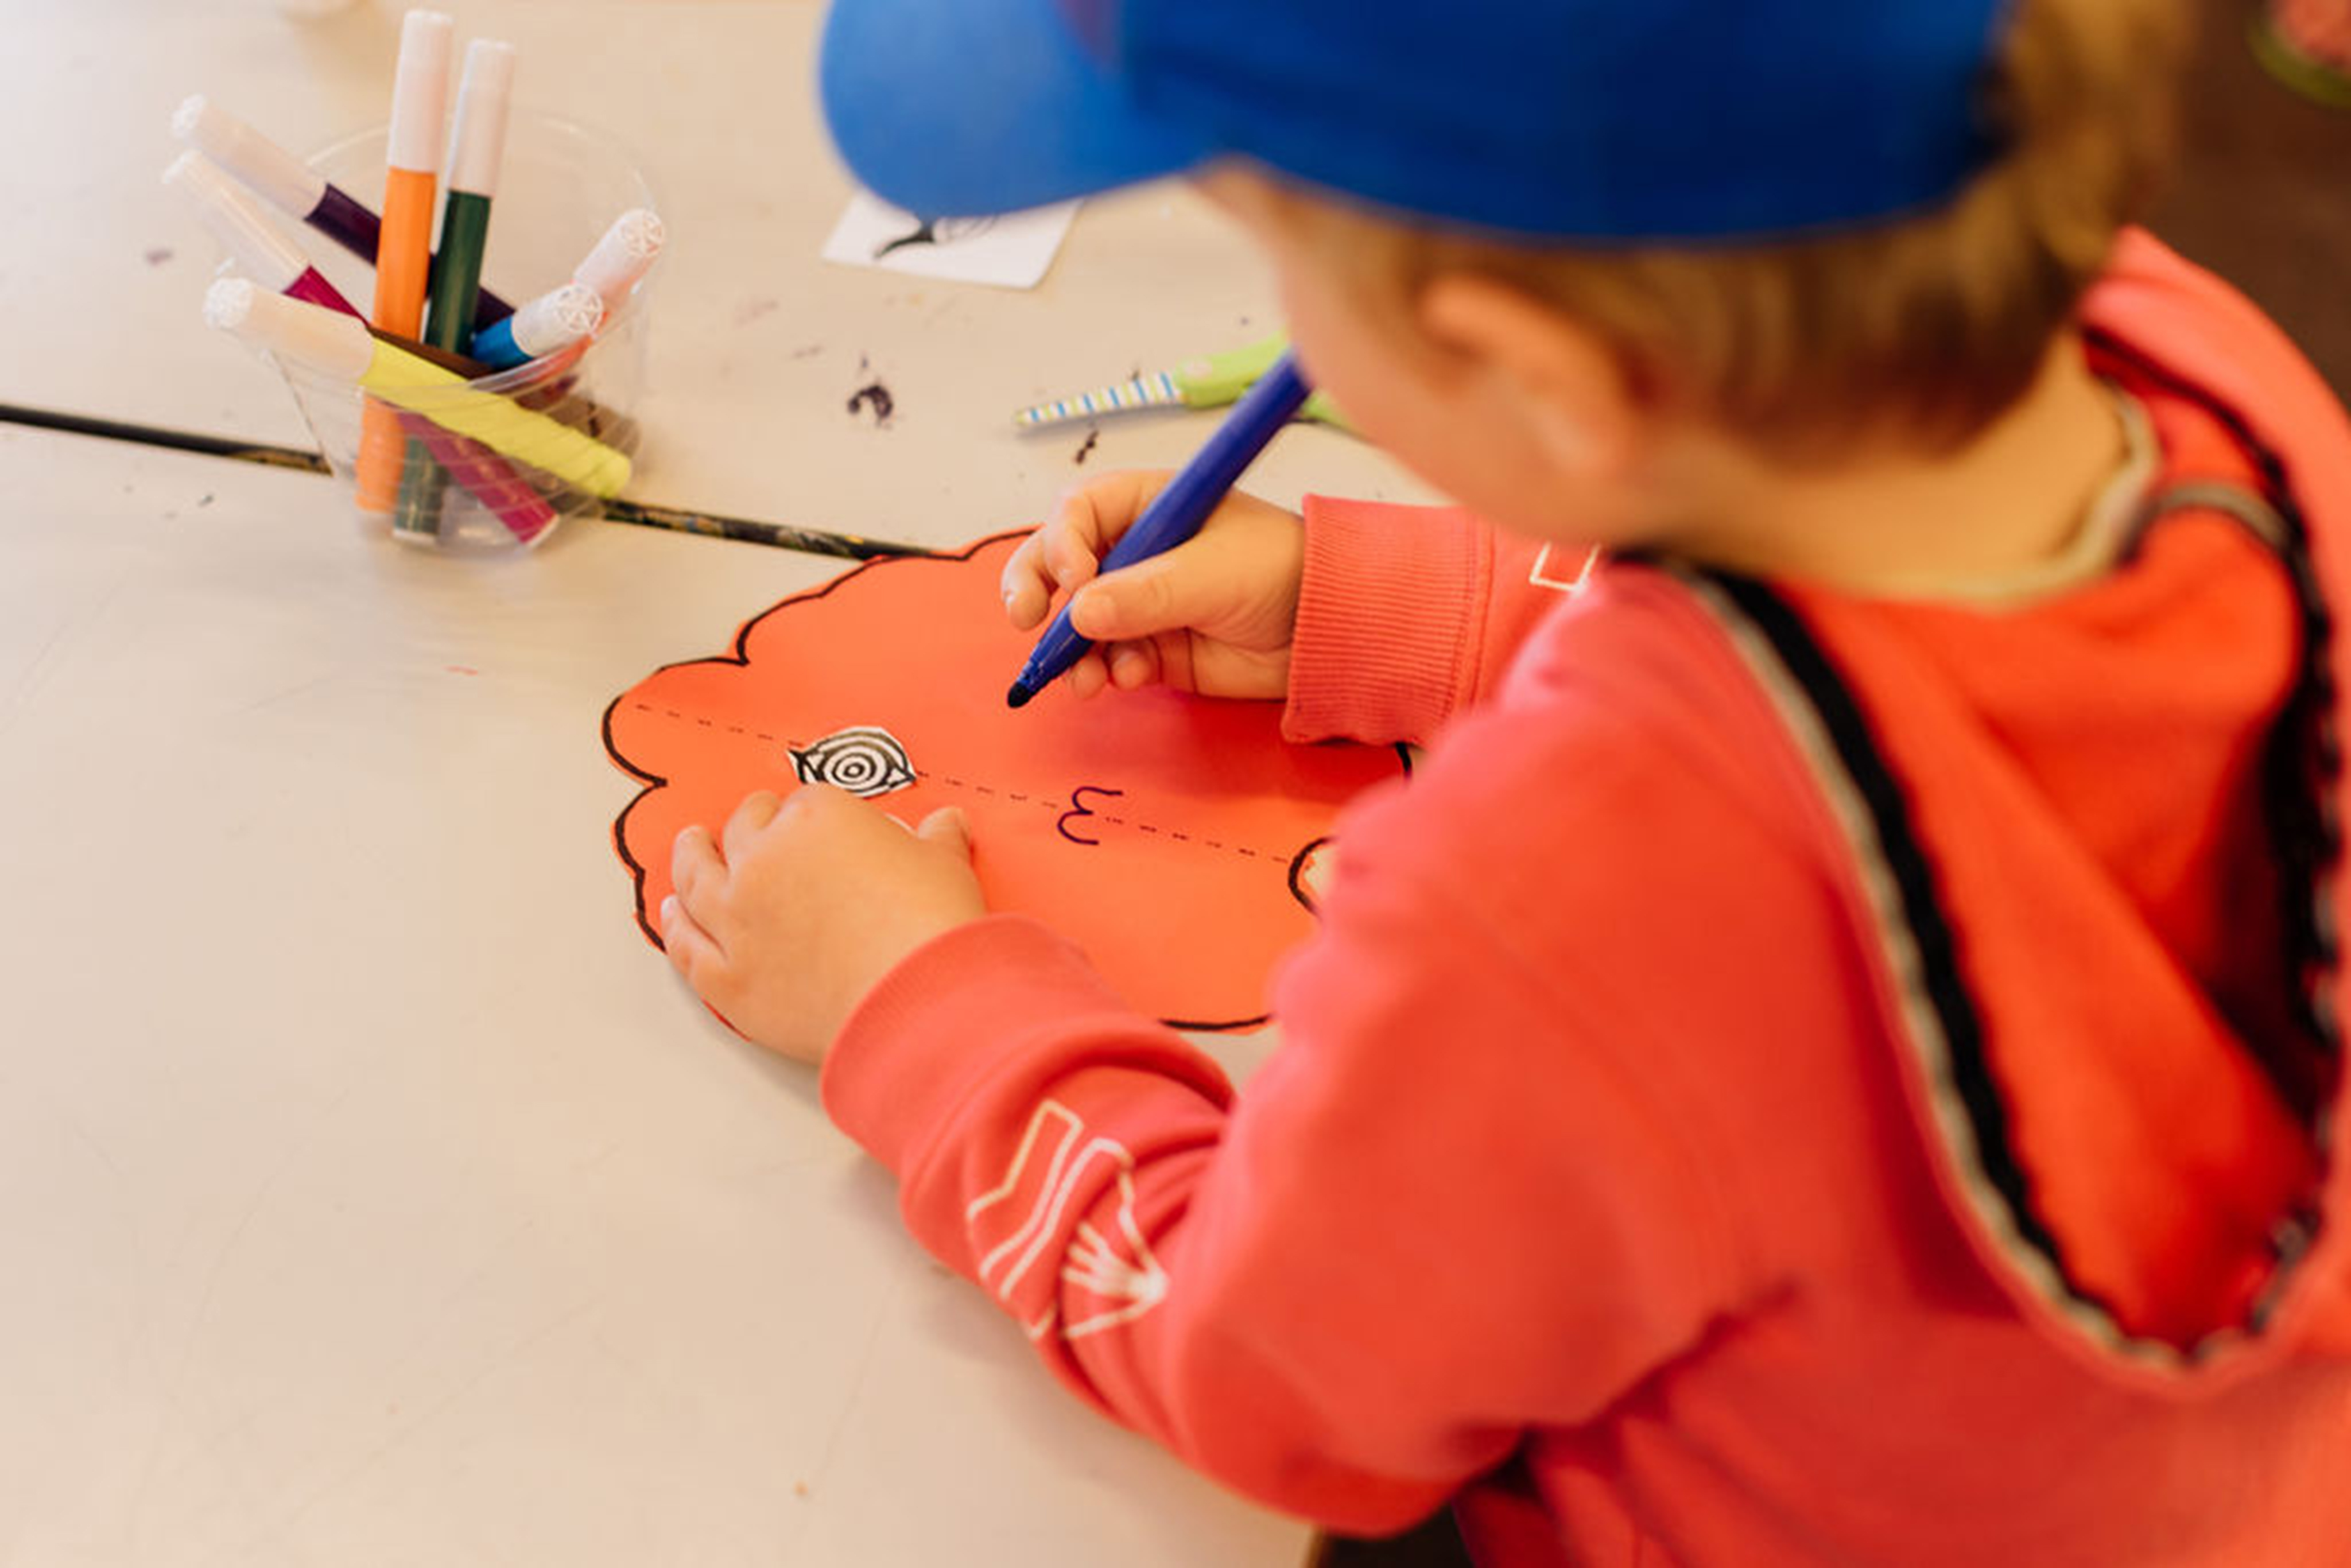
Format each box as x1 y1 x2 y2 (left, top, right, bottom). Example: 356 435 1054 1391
172 95 327 220
386 10 456 174
205 277 375 382
572 208 666 304
164 150 308 293
509 281 604 358
446 39 517 199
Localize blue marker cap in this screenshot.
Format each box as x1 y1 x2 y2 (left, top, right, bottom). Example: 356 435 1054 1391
821 0 2010 242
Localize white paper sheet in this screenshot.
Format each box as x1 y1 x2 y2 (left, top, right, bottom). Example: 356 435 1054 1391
820 191 1081 290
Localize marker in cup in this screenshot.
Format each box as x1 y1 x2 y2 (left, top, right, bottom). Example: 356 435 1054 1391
171 94 516 328
397 36 516 541
354 9 454 517
468 281 603 371
162 150 356 316
207 280 633 499
166 158 554 545
572 208 665 331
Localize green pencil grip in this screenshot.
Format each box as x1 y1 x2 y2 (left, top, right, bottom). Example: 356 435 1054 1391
1173 334 1352 432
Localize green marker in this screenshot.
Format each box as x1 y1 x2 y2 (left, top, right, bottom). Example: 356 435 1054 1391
395 37 517 542
1014 333 1353 433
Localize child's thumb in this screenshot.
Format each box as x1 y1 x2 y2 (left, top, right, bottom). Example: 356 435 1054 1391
1069 557 1210 643
915 805 972 858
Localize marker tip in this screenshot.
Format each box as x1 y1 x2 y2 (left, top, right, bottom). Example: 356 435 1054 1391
1005 682 1033 710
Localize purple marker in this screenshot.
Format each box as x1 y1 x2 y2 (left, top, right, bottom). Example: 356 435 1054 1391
172 94 515 329
163 150 355 314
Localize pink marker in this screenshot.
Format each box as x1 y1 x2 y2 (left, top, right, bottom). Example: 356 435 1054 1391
163 150 354 314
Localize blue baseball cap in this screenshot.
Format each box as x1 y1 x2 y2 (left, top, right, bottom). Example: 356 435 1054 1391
818 0 2013 242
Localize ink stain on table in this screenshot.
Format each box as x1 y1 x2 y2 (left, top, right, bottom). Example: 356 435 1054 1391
732 297 781 327
847 382 896 426
143 246 174 266
197 494 214 508
789 343 824 360
1073 427 1100 465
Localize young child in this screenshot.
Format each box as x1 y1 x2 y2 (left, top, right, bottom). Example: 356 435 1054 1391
657 0 2351 1560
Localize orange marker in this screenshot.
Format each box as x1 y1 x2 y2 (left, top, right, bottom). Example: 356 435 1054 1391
355 9 455 515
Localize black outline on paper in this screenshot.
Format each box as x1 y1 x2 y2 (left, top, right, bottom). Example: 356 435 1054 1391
604 531 1411 1033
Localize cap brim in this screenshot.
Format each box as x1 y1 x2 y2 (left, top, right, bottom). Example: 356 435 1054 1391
820 0 1212 218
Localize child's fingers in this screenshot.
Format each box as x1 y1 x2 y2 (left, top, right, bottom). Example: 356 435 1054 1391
672 823 727 917
1002 472 1177 628
1042 503 1105 597
1107 639 1161 692
1009 490 1110 605
1064 648 1112 700
658 892 727 985
1068 548 1229 645
915 805 972 859
721 790 782 863
998 518 1091 624
999 532 1054 628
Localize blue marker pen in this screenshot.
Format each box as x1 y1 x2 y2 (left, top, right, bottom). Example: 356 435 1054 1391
1007 350 1311 709
469 281 603 370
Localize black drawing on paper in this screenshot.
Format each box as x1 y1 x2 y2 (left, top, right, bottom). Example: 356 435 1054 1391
873 214 1000 259
1056 785 1126 847
789 726 917 798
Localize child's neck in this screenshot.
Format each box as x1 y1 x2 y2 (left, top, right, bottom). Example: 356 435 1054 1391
1669 333 2129 592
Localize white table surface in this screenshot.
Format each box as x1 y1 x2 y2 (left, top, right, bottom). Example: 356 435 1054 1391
0 2 1439 1563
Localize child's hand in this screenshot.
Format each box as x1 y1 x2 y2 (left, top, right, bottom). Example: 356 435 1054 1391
1000 471 1305 701
661 786 988 1064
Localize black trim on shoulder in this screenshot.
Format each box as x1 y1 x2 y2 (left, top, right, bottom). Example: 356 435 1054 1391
2089 327 2345 1106
1674 343 2344 1361
1705 575 2086 1297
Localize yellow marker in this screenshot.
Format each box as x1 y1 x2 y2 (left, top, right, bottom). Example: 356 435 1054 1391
205 279 631 498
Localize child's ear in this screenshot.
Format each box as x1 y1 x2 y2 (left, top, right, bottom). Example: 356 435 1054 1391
1417 272 1637 482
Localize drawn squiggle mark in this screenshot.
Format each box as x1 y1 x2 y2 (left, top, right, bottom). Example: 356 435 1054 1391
789 726 916 798
1057 785 1124 846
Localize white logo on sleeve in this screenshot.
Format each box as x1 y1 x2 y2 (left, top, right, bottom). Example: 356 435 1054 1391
967 1101 1169 1341
1530 542 1599 592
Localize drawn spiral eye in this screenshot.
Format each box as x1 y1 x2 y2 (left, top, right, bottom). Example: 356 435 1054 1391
787 726 917 798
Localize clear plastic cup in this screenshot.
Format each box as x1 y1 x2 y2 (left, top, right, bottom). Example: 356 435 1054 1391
270 110 658 556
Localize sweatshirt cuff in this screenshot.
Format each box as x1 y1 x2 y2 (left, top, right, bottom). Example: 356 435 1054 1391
1284 496 1490 746
821 914 1136 1171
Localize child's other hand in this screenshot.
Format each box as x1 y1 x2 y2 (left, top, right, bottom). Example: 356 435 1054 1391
662 787 987 1064
1000 471 1304 702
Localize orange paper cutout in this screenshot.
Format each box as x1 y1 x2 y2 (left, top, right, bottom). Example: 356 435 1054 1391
604 531 1406 1030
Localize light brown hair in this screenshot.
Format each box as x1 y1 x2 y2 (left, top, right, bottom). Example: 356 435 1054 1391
1261 0 2190 456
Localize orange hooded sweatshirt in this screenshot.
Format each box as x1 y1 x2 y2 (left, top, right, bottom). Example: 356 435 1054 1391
823 231 2351 1565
